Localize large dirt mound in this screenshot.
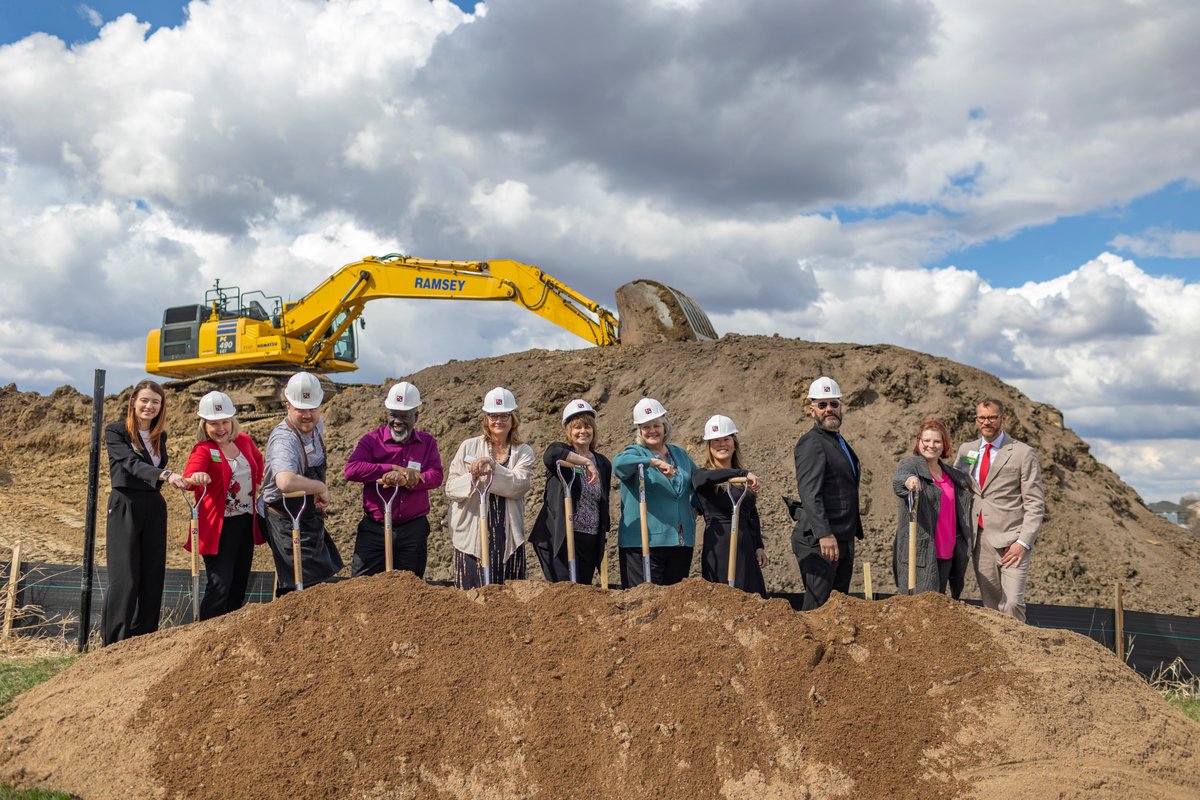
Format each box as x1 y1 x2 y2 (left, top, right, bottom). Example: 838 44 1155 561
1 335 1198 613
1 575 1197 799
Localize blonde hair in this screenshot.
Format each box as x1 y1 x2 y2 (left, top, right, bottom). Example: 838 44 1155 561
482 411 524 447
635 416 671 447
196 417 243 444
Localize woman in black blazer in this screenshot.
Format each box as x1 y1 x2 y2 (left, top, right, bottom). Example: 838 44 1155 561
530 399 612 584
103 379 192 645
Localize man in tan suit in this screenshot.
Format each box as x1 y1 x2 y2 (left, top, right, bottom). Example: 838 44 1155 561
954 398 1045 621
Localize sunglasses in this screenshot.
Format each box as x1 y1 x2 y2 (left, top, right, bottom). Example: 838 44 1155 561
813 400 841 410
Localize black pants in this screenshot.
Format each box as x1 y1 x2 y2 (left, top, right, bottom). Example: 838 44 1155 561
102 488 167 645
351 514 430 578
619 546 692 589
532 531 603 584
798 537 856 611
200 513 255 620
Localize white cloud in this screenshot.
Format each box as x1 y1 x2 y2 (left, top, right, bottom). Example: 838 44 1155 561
1 0 1199 503
77 5 103 29
1111 228 1200 259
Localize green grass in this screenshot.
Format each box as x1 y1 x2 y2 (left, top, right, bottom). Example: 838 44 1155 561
1149 658 1200 726
1165 695 1200 723
0 656 78 711
0 788 77 799
0 655 82 799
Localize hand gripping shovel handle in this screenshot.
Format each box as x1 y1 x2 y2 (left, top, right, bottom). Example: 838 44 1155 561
637 464 651 584
475 474 494 586
181 485 207 622
375 480 400 573
282 490 307 591
907 490 918 596
556 460 580 583
725 477 749 588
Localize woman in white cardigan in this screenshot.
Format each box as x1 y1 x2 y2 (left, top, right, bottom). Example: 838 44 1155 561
445 387 535 588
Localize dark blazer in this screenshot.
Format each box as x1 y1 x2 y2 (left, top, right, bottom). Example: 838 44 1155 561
890 455 973 595
529 443 613 556
790 425 863 554
105 421 168 491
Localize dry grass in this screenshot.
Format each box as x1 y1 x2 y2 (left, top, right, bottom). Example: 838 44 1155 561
1149 658 1200 724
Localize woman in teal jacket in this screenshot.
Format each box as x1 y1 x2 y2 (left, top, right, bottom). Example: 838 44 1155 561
613 397 699 588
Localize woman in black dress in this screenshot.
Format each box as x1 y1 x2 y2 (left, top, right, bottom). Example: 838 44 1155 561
691 414 768 596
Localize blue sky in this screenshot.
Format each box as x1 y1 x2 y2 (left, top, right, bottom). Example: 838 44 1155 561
1 0 1199 503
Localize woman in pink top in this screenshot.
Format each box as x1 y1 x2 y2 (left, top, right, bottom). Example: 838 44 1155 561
891 418 974 597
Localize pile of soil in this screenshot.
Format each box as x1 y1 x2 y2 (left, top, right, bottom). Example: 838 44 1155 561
1 334 1198 613
1 575 1197 799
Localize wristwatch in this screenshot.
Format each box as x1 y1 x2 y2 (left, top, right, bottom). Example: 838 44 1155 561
161 470 173 481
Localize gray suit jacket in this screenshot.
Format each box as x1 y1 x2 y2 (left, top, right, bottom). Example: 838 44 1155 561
954 435 1045 550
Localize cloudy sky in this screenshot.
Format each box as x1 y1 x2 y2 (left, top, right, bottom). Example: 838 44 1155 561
1 0 1198 503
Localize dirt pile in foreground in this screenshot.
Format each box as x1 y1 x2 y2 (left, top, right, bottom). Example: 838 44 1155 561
1 575 1198 799
2 334 1198 613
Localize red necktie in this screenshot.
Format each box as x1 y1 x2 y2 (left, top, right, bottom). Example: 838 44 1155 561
977 444 991 528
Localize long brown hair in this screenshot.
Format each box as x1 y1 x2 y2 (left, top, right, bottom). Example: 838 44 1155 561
481 411 523 448
125 379 167 455
704 433 744 470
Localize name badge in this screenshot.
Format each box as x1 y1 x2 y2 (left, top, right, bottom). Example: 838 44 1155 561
210 448 223 461
463 455 476 464
304 443 315 455
407 460 421 471
965 449 979 465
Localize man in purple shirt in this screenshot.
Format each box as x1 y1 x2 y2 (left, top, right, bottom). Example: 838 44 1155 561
344 381 444 577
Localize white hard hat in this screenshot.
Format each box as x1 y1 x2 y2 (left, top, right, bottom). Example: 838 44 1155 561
385 381 421 411
285 372 324 409
703 414 738 440
807 376 842 400
197 391 236 421
632 397 667 425
562 398 595 424
482 386 518 413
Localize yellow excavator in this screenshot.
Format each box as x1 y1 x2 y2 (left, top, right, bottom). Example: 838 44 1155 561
146 254 716 410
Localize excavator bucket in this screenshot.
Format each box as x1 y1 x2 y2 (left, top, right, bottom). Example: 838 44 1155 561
615 280 719 345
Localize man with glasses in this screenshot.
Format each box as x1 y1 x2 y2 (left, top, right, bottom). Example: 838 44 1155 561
344 381 444 577
260 372 344 595
790 376 863 610
954 398 1045 621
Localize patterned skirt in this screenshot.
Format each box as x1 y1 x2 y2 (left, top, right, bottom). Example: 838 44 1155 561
455 493 526 589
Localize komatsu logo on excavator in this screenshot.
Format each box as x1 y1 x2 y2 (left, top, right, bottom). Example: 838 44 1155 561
414 277 465 292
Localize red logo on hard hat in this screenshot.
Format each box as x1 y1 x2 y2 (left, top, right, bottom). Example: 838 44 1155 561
495 398 503 405
644 408 652 414
822 385 831 392
303 391 311 399
215 403 224 412
395 394 402 401
711 424 718 432
576 402 584 408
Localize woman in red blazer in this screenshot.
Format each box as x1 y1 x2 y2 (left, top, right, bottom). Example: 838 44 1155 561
183 391 265 619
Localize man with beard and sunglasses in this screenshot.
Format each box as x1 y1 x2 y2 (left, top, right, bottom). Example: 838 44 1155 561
344 381 444 578
790 376 864 610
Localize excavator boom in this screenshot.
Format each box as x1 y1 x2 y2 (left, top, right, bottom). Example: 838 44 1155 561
145 253 713 389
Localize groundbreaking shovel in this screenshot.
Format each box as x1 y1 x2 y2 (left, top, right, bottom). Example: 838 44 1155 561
180 484 207 622
375 480 400 573
907 489 919 596
725 477 748 588
637 463 652 585
282 490 307 591
475 473 494 586
555 459 581 583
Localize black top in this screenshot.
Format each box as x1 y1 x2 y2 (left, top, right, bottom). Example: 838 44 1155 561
792 424 863 543
105 421 168 491
691 467 764 550
529 442 613 554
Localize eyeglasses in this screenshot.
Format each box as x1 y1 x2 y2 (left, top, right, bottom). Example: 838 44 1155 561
976 415 1001 423
813 400 841 410
485 413 512 421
